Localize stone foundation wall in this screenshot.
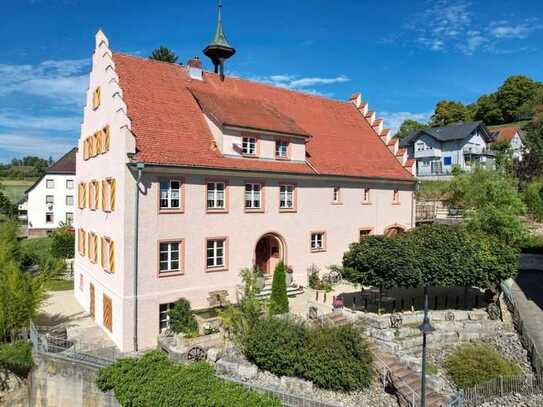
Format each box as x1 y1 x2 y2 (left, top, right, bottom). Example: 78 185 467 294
29 353 118 407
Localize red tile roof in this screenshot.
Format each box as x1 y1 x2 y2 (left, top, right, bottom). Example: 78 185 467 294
492 126 520 143
46 147 77 174
112 53 414 181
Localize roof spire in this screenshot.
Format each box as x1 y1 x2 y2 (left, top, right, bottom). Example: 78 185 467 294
212 0 230 48
203 0 236 80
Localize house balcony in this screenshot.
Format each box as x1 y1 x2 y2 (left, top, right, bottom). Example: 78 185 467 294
414 149 442 159
416 168 452 178
462 147 496 157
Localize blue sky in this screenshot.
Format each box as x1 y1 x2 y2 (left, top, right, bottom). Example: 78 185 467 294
1 0 542 163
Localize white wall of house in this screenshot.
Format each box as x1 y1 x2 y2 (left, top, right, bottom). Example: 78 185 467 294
27 173 76 231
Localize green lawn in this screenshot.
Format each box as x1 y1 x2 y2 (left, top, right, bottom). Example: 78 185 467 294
0 179 36 203
44 278 74 291
417 180 452 201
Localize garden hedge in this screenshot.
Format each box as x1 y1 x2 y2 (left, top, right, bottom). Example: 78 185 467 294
243 317 374 391
96 351 281 407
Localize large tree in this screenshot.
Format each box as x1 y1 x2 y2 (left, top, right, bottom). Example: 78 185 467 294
495 76 541 123
430 100 472 127
517 107 543 182
449 167 527 246
472 93 504 125
395 119 426 139
149 46 179 63
342 224 518 292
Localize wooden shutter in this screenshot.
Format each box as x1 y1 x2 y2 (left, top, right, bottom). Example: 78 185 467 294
92 87 101 110
101 180 107 210
82 183 87 208
108 240 115 273
93 234 98 263
99 237 105 268
83 139 88 160
96 130 103 154
90 284 95 320
110 179 116 211
103 126 110 153
78 184 82 208
94 181 100 209
83 231 87 256
103 294 112 332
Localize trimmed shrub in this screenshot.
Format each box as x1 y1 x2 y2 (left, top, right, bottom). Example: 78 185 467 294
244 317 307 377
168 298 198 336
445 344 521 388
269 261 289 315
50 226 75 259
0 341 34 377
243 317 374 391
96 351 281 407
523 180 543 221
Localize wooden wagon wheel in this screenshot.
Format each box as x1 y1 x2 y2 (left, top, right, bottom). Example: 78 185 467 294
187 346 207 362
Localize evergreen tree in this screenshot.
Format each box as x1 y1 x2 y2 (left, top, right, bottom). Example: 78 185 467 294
269 262 289 315
149 46 179 63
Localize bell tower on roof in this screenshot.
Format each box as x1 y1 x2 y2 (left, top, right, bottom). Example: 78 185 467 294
203 0 236 80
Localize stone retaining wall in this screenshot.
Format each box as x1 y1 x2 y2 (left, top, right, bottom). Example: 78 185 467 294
29 353 119 407
342 308 500 353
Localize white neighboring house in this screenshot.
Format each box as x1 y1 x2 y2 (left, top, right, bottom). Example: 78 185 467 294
489 125 525 161
26 148 77 237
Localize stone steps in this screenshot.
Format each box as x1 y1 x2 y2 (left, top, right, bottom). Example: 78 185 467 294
255 284 304 300
371 344 448 407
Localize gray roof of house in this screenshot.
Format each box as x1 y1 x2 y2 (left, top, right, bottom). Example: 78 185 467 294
399 121 489 147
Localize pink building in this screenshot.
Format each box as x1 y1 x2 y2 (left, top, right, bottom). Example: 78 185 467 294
74 28 416 352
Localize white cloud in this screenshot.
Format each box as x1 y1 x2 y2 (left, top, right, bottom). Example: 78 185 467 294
0 109 81 131
380 111 432 135
249 74 349 96
403 1 541 55
0 132 74 158
0 58 90 106
489 20 542 39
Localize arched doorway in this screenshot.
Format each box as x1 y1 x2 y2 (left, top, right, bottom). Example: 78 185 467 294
384 225 406 237
254 233 285 276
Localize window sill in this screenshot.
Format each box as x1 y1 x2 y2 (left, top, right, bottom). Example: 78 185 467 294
205 266 228 273
159 208 184 215
331 202 343 205
206 208 228 214
244 208 265 213
361 202 373 205
158 270 184 278
241 153 258 158
311 248 326 253
392 202 401 206
279 208 297 213
275 156 290 161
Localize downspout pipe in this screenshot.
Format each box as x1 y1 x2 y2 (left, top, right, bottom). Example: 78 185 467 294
412 180 420 228
133 162 145 352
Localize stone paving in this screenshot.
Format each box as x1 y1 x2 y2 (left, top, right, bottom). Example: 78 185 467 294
36 290 117 350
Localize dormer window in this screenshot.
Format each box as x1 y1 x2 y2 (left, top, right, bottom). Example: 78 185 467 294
276 140 289 159
242 136 257 156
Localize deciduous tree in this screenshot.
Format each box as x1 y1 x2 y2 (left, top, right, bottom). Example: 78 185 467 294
395 119 426 139
430 100 472 127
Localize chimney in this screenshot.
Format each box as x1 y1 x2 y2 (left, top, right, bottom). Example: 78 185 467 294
187 56 203 80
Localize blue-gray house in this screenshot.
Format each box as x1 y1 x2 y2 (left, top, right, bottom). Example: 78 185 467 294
399 121 495 180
